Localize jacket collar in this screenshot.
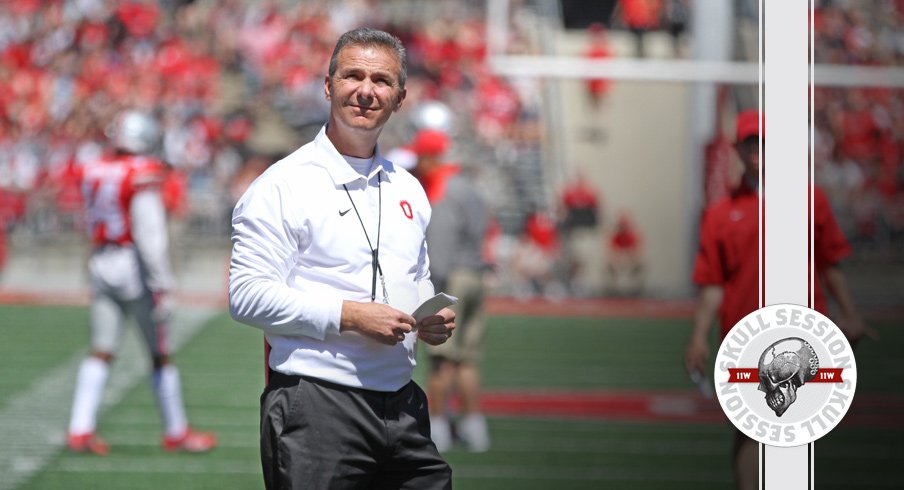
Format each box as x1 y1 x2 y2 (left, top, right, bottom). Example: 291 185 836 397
312 125 395 187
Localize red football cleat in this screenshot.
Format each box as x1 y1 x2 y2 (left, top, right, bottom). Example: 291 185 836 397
67 433 110 456
162 428 218 453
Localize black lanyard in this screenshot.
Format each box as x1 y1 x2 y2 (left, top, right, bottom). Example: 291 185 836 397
343 173 388 303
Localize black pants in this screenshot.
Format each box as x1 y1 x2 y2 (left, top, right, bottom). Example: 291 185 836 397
261 371 452 490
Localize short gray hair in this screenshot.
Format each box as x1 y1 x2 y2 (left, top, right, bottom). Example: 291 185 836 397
328 27 407 89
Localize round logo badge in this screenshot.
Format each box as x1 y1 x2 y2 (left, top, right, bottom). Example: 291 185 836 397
714 304 857 447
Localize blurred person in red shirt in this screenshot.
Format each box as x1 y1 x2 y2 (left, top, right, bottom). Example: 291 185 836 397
561 173 600 230
525 209 560 254
512 209 564 299
409 129 457 201
606 211 645 296
559 172 601 295
583 23 612 110
116 1 160 39
620 0 662 58
409 127 493 453
684 110 871 490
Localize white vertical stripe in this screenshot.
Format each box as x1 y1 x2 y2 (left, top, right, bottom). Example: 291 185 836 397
762 1 813 489
764 1 809 308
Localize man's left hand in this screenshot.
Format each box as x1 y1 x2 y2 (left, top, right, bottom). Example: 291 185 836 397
416 307 455 346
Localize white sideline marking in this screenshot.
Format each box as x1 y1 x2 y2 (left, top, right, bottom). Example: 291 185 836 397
0 308 218 490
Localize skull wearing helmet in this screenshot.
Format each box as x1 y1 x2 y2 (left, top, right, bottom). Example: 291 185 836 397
757 337 819 417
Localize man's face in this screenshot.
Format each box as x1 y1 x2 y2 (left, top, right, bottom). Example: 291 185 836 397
736 136 761 183
413 154 440 177
325 45 406 133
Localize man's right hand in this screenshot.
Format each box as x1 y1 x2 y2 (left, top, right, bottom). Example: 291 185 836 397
340 301 416 345
684 338 710 377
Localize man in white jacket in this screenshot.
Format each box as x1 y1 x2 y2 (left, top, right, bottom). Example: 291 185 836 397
229 28 456 489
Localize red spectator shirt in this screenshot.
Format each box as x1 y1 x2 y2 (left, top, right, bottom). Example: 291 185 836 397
561 180 599 211
693 183 851 337
611 225 640 252
116 1 160 38
620 0 662 30
584 43 611 97
525 212 560 253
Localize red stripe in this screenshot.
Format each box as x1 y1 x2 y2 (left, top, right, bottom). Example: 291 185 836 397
809 368 844 383
726 368 845 384
728 368 760 382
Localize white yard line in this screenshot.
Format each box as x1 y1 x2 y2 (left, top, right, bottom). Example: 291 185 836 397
0 308 218 490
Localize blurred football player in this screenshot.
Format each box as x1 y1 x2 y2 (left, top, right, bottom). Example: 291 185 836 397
685 110 870 489
67 110 217 455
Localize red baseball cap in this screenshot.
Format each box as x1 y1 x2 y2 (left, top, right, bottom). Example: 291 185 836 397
736 110 763 143
411 129 450 157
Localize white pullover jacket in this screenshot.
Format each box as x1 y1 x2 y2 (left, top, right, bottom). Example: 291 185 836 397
229 127 434 391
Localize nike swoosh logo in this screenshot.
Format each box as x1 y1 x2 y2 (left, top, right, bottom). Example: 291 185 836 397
339 208 352 216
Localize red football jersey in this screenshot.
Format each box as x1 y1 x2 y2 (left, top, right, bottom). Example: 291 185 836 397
78 154 165 247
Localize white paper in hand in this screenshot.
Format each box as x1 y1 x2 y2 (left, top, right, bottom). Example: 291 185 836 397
412 292 458 323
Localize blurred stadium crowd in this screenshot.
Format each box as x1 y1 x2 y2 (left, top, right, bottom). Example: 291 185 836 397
1 0 903 296
0 0 530 240
812 1 904 260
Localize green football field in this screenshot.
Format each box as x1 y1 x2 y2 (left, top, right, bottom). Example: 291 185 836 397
0 303 900 489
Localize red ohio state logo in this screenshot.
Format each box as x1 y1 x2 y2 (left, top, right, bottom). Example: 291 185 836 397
400 200 413 220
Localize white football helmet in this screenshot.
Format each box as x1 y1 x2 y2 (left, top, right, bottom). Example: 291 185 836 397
411 100 455 135
111 110 160 154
